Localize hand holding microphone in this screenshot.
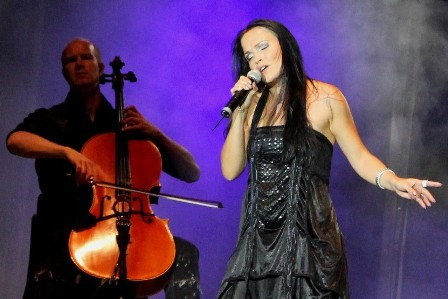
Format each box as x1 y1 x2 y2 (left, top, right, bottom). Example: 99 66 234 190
221 70 262 118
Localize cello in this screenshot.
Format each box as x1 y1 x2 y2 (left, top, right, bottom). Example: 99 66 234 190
69 57 176 297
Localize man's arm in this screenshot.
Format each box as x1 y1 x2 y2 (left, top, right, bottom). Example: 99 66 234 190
7 131 101 184
150 131 200 183
122 106 200 183
7 130 68 159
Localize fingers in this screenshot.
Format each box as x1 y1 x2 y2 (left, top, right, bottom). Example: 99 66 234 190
122 116 156 135
415 179 443 189
121 106 159 138
122 106 148 131
68 151 101 185
415 193 433 209
124 105 139 115
123 105 145 122
230 76 257 95
74 159 99 185
229 76 259 114
404 179 441 209
397 189 430 209
121 116 142 128
425 180 443 188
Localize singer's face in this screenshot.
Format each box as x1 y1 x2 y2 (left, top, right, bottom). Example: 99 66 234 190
61 40 104 90
241 27 282 86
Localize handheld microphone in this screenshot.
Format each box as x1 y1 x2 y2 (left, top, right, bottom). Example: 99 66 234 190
221 70 262 118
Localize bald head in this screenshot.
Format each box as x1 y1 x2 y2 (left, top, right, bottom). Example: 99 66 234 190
60 37 105 92
61 37 103 66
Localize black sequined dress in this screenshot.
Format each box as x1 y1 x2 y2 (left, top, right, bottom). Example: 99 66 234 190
218 91 349 299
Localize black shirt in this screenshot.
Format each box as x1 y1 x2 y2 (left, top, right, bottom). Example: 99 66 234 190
9 93 117 224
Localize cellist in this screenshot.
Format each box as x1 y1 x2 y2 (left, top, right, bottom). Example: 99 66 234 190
6 37 201 299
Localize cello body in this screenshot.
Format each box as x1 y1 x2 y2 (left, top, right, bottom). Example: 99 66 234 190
68 57 176 297
68 130 175 297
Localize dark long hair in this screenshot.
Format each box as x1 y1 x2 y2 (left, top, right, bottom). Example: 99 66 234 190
232 19 312 161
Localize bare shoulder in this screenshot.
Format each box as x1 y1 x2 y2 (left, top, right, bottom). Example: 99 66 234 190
307 80 349 144
309 80 350 116
308 80 345 103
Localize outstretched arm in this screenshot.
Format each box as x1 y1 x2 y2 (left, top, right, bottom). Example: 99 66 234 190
326 86 442 208
122 105 200 183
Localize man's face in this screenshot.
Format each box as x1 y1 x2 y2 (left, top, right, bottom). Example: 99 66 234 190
61 40 104 91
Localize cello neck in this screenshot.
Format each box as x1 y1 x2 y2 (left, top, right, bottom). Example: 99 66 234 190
109 56 133 190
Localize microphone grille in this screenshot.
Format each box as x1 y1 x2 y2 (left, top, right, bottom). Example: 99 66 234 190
247 70 262 83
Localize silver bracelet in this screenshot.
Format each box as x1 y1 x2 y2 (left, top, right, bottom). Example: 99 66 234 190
375 168 395 189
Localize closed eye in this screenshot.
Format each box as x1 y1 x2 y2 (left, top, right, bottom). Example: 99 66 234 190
258 42 268 51
244 42 269 62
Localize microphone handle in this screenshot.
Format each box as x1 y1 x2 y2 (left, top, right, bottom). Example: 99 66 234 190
221 88 251 118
